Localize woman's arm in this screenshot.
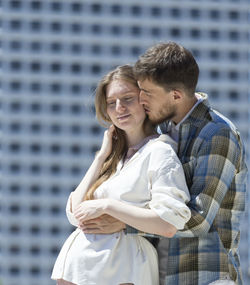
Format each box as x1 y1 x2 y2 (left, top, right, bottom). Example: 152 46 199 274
74 199 177 238
70 125 115 212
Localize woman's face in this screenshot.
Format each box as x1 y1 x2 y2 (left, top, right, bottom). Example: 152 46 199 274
106 80 146 135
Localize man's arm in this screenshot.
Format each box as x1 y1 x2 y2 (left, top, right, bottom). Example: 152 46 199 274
176 126 247 237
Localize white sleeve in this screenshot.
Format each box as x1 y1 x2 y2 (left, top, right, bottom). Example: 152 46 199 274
66 192 79 227
148 142 191 230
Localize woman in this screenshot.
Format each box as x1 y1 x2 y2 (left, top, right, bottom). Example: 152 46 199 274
51 65 191 285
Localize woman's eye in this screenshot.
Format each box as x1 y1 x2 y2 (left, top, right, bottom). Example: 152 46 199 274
125 97 133 101
107 102 115 106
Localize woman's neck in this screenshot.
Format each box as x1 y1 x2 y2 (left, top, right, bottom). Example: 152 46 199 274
126 129 156 147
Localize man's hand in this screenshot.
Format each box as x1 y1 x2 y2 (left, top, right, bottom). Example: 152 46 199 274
78 214 126 234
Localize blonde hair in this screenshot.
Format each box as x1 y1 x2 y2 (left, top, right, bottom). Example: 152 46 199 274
85 65 154 200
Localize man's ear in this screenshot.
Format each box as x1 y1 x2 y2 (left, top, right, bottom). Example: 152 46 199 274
172 90 182 101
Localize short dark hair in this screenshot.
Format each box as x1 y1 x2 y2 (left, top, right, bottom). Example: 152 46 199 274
133 42 199 96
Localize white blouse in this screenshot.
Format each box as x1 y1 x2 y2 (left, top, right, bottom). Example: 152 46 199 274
51 134 191 285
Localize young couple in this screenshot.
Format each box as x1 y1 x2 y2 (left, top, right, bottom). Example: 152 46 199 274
52 42 247 285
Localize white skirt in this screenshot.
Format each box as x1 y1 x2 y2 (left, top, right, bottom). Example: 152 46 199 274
51 228 159 285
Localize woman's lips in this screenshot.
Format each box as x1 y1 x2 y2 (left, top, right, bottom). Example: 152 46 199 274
117 114 130 120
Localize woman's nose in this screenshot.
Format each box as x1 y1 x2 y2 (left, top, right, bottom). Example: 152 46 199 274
115 100 125 111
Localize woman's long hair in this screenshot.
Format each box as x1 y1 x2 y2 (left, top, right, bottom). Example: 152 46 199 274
84 65 154 200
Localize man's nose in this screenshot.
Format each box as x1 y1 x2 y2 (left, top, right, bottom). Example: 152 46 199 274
139 90 146 104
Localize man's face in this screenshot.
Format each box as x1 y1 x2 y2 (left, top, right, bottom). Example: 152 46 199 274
137 79 177 124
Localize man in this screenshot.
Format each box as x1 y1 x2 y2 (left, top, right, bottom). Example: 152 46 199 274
80 42 247 285
132 42 247 285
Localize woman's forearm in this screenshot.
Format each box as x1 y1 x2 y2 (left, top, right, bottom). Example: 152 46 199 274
105 199 177 237
71 154 106 211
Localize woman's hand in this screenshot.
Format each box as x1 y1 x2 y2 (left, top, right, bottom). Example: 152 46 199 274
98 125 116 159
73 199 108 223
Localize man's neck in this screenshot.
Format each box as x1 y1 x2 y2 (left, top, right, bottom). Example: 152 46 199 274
173 96 198 125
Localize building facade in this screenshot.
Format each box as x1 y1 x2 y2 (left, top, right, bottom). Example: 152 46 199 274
0 0 249 284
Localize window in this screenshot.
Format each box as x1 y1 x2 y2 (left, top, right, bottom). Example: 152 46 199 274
170 28 181 37
210 69 220 80
111 45 121 55
151 27 161 37
228 10 239 20
50 42 62 53
70 84 82 95
131 5 141 15
110 25 122 35
50 82 62 93
209 10 220 19
30 143 42 153
228 90 239 100
228 71 239 80
190 9 200 18
209 29 220 39
70 43 83 54
9 81 22 91
228 51 239 61
229 30 239 40
70 144 81 155
190 29 201 39
71 63 82 74
170 8 181 17
50 144 61 154
70 124 82 134
10 61 22 72
30 102 41 113
9 0 22 9
50 1 63 12
130 46 140 56
9 142 21 152
9 163 21 173
209 49 220 60
30 123 42 133
9 20 22 30
30 21 42 31
91 44 102 54
50 62 62 73
30 164 41 174
90 3 102 14
50 124 62 133
71 2 83 13
30 184 41 195
91 24 102 34
151 6 161 17
71 23 83 34
30 61 42 73
30 41 42 52
210 89 219 99
50 21 63 32
111 4 122 14
9 40 22 51
30 82 42 93
30 1 42 11
91 64 101 74
130 26 142 36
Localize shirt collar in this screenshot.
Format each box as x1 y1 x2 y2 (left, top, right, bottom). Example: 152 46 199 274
125 134 159 160
173 92 204 131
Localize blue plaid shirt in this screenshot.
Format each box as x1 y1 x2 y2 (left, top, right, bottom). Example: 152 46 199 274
127 93 247 285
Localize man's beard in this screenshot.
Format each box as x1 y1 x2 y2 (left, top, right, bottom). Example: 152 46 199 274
149 107 176 125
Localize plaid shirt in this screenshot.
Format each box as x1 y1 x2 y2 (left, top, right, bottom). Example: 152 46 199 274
127 93 247 285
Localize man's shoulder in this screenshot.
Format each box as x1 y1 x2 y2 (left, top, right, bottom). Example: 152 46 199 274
201 107 240 139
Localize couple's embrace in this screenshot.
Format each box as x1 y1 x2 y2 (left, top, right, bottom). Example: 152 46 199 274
52 42 247 285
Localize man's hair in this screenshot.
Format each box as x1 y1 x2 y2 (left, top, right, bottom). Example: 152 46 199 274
133 42 199 96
